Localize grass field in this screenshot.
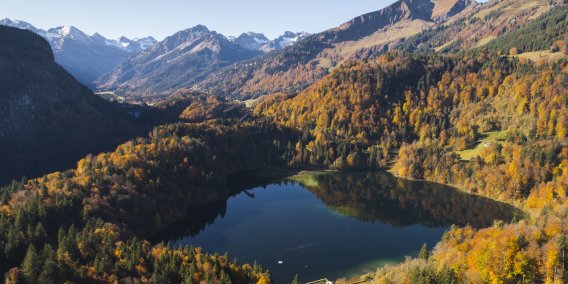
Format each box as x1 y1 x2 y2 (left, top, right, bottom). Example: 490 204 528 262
456 131 506 160
474 35 496 47
435 38 458 52
514 50 567 64
287 171 326 188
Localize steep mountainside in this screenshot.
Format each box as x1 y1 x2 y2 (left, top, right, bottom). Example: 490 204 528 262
94 0 472 99
0 19 157 87
196 0 474 99
0 26 137 185
95 25 261 98
46 26 131 88
394 0 563 53
198 0 562 99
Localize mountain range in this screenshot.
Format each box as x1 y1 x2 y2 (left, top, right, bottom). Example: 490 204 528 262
94 25 261 98
196 0 562 99
196 0 477 99
0 0 561 189
96 0 478 99
0 18 157 88
0 18 309 95
0 0 566 282
95 28 309 98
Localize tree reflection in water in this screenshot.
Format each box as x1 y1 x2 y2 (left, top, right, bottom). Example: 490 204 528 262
299 171 522 228
152 170 521 243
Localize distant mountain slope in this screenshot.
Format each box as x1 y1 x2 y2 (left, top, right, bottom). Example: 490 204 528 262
0 25 137 184
232 31 309 53
232 32 270 51
0 19 157 88
116 35 158 53
199 0 563 99
196 0 475 99
95 0 472 99
95 25 261 98
394 0 562 53
482 5 567 54
265 31 310 52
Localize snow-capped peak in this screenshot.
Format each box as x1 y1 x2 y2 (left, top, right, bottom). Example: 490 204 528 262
1 18 32 29
0 18 158 55
44 25 94 48
1 18 47 37
133 36 158 50
230 31 308 53
59 25 72 37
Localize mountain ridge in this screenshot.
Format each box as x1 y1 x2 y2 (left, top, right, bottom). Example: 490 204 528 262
0 18 157 87
95 25 262 98
195 0 476 99
96 0 473 99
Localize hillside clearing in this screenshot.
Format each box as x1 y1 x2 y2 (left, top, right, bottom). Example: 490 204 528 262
456 131 506 160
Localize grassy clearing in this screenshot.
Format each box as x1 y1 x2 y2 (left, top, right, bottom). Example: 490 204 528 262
243 98 260 108
434 38 458 52
528 4 553 19
456 131 506 160
287 171 329 188
473 2 501 19
514 50 567 64
474 35 496 47
336 19 432 58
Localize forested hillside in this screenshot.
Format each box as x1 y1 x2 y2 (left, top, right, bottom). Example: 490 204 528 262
0 26 139 185
395 0 562 53
483 5 567 54
1 0 566 283
0 121 293 283
251 5 567 280
257 50 567 283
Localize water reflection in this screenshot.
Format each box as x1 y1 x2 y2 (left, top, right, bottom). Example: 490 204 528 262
152 170 521 282
302 171 521 228
150 169 272 242
153 170 520 243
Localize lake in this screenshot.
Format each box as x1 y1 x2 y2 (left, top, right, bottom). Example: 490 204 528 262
154 171 520 283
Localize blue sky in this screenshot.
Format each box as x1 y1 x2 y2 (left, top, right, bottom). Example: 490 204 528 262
1 0 396 40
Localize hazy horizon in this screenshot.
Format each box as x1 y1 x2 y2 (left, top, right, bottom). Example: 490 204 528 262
1 0 396 40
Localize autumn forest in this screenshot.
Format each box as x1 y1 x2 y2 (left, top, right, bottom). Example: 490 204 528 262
0 0 567 283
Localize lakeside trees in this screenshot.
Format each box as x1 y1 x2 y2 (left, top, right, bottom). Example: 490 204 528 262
2 48 565 283
1 5 566 282
255 46 567 282
0 121 293 283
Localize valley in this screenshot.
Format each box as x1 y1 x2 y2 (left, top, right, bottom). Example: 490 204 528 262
0 0 566 283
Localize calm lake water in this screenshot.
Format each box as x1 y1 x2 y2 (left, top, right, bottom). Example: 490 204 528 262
155 171 519 283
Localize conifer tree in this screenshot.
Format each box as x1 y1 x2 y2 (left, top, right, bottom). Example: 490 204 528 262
419 243 429 260
21 245 42 283
39 244 58 283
